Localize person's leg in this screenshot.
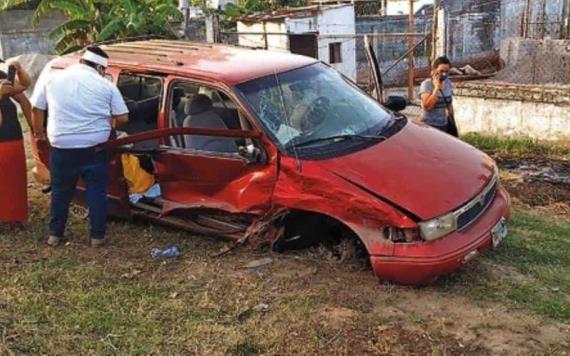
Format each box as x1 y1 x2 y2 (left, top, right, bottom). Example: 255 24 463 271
49 148 80 242
81 149 109 242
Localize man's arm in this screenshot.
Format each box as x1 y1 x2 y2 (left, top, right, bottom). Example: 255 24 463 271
112 113 129 129
13 93 32 130
31 108 47 140
109 85 129 130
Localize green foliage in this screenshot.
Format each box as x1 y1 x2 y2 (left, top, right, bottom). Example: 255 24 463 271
223 0 307 19
1 0 182 54
461 132 570 157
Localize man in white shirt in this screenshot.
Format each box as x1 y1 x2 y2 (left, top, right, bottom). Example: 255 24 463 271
31 46 129 247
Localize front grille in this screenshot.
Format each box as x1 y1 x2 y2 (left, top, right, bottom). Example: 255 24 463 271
457 181 498 230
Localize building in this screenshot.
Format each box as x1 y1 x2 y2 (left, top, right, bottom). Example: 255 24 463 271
384 0 432 15
237 4 357 80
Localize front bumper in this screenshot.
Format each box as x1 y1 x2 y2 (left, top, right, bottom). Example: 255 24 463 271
370 186 511 285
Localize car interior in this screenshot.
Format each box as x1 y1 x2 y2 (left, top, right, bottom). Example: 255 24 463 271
167 82 251 153
114 76 256 212
118 73 163 149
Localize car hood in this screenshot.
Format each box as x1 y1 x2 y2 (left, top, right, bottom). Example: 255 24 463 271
315 121 496 220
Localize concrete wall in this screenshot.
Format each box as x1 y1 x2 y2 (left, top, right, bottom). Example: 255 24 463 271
356 0 501 85
237 21 289 51
500 0 565 39
316 5 357 80
454 82 570 142
493 38 570 85
237 5 357 80
0 10 65 58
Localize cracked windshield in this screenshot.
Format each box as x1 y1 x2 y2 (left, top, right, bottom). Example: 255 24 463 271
238 63 393 149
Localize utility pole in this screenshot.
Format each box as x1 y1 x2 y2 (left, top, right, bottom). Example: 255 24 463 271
407 0 415 101
179 0 190 35
431 0 439 63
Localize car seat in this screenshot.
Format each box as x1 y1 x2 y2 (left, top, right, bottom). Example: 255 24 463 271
182 94 238 153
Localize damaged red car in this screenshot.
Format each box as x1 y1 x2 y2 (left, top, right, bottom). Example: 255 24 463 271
31 40 510 285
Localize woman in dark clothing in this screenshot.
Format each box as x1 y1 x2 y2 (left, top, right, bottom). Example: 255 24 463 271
0 62 32 230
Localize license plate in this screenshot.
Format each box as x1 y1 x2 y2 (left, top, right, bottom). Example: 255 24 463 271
491 218 508 248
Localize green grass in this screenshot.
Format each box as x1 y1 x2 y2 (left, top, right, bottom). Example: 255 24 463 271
437 210 570 323
462 132 570 156
1 205 569 353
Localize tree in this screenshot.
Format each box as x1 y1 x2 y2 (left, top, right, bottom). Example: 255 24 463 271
0 0 182 54
223 0 306 19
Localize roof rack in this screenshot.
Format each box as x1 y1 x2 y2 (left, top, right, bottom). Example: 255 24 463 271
82 35 169 50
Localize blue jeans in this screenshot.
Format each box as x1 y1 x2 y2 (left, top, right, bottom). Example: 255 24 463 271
49 147 109 239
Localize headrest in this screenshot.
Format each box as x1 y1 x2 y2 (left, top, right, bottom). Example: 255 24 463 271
172 88 185 106
185 94 213 115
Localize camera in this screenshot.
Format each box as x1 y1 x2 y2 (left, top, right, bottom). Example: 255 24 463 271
438 72 449 82
7 65 16 85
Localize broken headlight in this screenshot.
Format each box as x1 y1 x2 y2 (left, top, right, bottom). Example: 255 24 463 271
418 213 457 241
383 227 422 243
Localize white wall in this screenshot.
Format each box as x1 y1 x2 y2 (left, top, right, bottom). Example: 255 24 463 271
315 6 357 80
238 5 357 80
455 94 570 142
237 21 289 51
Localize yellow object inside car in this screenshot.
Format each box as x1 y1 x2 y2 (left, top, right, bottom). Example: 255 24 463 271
121 154 155 194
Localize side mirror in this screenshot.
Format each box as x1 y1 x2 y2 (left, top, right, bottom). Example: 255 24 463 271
384 96 407 112
238 144 263 164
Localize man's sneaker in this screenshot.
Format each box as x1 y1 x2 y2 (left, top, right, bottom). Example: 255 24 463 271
46 235 61 247
90 237 108 248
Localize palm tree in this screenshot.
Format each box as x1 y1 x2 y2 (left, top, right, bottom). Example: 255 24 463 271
0 0 182 54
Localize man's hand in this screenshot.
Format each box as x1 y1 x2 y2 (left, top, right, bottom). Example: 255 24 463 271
34 130 47 141
432 73 444 91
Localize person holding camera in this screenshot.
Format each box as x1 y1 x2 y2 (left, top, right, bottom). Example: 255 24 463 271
0 61 32 230
419 56 458 136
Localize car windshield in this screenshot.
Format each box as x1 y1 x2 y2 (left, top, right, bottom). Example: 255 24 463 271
237 63 394 153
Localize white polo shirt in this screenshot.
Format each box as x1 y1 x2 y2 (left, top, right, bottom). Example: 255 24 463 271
31 63 129 149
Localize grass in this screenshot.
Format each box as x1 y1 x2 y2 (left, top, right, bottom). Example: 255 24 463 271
436 210 570 323
462 132 570 157
1 206 569 354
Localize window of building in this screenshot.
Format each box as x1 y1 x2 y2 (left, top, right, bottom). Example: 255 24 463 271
329 42 342 64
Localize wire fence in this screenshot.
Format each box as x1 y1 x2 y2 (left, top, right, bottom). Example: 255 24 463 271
212 0 570 118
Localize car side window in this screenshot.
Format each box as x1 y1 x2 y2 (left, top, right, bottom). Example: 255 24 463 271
117 73 163 149
167 82 250 154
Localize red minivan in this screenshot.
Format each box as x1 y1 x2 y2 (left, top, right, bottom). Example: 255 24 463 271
31 40 510 284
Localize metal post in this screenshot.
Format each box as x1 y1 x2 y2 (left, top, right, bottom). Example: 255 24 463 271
407 0 415 101
562 0 570 39
523 0 531 38
431 0 439 64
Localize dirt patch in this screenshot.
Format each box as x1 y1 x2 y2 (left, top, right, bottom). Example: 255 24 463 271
492 154 570 218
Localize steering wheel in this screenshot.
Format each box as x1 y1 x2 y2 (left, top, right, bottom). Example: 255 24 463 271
300 96 331 133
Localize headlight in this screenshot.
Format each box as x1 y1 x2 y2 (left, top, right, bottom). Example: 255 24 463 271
418 213 457 241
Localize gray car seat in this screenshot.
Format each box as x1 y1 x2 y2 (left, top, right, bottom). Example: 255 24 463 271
182 94 238 153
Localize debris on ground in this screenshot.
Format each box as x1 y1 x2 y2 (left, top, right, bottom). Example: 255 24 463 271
151 246 182 259
241 257 273 270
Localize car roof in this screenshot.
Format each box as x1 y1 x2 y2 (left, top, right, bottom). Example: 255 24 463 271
53 39 318 85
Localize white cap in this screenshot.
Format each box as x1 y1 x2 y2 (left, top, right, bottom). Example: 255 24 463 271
82 49 108 67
